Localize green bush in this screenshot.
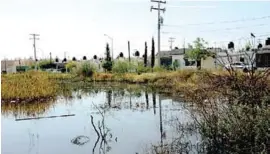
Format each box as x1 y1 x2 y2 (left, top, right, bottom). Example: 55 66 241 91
38 60 51 68
112 60 129 73
73 62 96 77
153 66 167 72
66 61 77 72
102 61 113 72
112 60 137 73
137 62 151 74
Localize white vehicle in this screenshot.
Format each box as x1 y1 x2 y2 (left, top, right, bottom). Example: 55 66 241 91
224 62 256 72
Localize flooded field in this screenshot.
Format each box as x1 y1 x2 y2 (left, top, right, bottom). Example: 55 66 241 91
2 84 199 154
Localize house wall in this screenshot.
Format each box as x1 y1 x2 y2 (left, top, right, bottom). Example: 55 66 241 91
201 57 216 70
1 60 18 73
215 51 255 67
171 55 185 69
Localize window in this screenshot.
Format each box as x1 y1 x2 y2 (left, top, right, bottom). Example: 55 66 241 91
240 57 244 62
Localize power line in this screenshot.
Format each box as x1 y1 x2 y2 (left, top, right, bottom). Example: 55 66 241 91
163 15 270 27
162 23 270 34
161 33 270 49
216 33 270 44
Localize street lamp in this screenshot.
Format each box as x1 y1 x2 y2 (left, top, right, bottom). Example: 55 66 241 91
104 34 114 60
251 33 256 49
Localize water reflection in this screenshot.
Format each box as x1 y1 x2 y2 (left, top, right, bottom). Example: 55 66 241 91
1 100 55 118
90 103 116 154
2 83 194 154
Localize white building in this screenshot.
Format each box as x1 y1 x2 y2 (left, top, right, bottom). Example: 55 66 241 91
156 48 193 69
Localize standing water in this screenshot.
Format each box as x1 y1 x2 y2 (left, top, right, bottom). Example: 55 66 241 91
2 84 198 154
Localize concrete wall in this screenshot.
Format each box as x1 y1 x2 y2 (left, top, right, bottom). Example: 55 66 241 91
172 55 185 69
200 51 256 70
201 57 216 70
215 51 255 66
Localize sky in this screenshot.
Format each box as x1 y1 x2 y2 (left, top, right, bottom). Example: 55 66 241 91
1 0 270 60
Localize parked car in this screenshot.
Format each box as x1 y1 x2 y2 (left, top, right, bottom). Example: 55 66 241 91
224 62 256 72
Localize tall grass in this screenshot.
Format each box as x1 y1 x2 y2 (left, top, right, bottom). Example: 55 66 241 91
1 71 59 103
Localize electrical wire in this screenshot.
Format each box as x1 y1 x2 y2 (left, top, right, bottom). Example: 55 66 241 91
162 23 270 34
163 15 270 27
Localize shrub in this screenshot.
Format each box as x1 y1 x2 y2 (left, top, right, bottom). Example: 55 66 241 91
66 61 77 72
102 61 113 72
73 62 96 77
137 62 151 74
38 60 55 69
153 66 167 72
112 60 137 73
112 60 129 73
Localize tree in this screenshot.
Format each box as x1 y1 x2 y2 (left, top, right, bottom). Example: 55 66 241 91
185 37 210 69
93 55 97 59
135 50 140 57
151 37 155 68
63 58 67 62
258 43 263 49
144 42 148 67
119 52 124 58
83 56 87 60
173 59 179 71
228 41 234 49
55 57 59 62
245 41 251 51
72 57 77 61
105 43 111 61
102 43 113 72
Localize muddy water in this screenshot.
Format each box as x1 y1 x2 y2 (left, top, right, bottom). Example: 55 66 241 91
2 85 197 154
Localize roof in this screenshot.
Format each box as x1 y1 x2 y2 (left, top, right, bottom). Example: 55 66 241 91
157 48 191 57
207 48 227 53
262 45 270 50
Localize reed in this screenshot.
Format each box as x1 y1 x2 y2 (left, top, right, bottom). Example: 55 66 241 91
1 71 59 103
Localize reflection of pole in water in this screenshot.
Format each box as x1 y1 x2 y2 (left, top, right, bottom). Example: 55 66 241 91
159 95 163 146
145 90 149 109
153 92 156 114
129 91 132 109
106 90 112 107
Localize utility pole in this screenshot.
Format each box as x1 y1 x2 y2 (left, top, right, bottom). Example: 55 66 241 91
128 41 131 62
49 52 52 63
30 34 40 70
5 58 7 73
168 37 175 50
64 51 67 59
151 0 166 66
183 38 185 51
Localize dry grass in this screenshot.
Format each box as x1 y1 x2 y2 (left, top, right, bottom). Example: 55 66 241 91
1 71 59 103
1 100 56 117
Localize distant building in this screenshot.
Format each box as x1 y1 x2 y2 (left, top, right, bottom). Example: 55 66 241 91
201 46 270 70
1 59 34 73
156 48 193 69
256 45 270 68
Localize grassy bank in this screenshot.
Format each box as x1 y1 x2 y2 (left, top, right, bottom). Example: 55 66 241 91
1 71 73 103
2 69 270 103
